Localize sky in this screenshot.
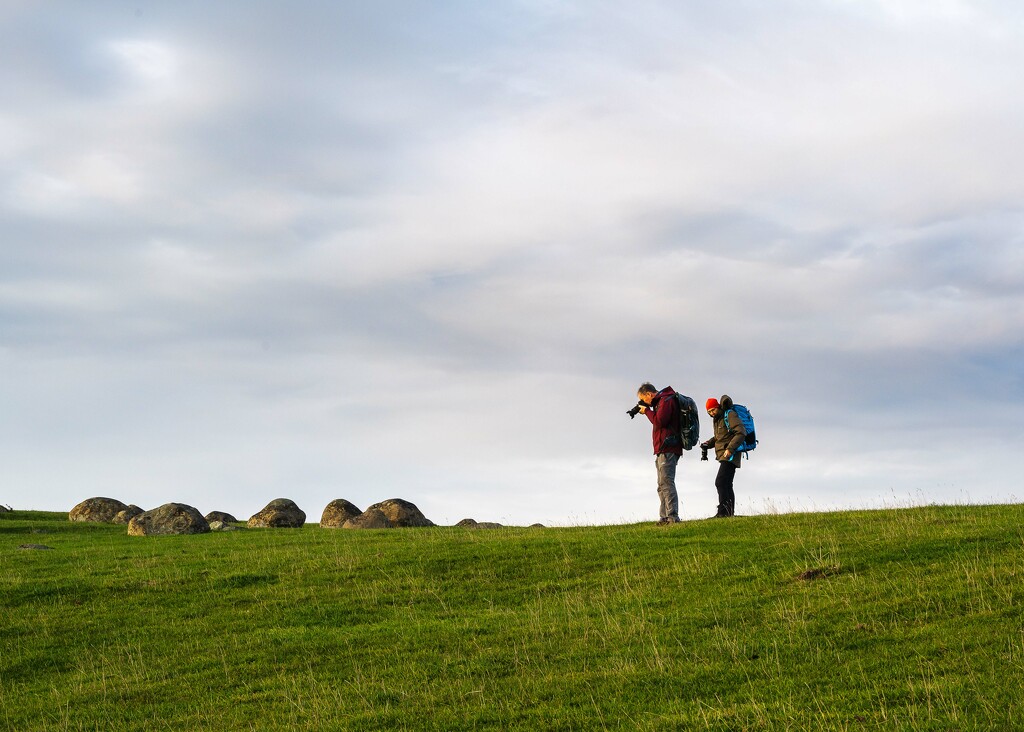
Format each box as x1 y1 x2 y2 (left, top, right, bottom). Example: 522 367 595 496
2 1 1023 526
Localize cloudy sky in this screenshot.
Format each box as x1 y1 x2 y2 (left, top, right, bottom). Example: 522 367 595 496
2 1 1022 525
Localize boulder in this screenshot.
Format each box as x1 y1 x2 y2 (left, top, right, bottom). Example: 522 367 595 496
456 518 502 528
0 504 12 512
342 508 393 529
128 503 210 536
320 499 363 528
112 505 144 525
209 520 241 532
529 523 546 528
364 498 434 528
69 497 129 523
247 499 306 528
205 511 239 524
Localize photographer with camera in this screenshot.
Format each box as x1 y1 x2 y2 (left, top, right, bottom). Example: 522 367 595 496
630 383 683 524
700 396 747 518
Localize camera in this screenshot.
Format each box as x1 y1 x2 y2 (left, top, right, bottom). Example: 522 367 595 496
626 401 646 419
701 446 709 461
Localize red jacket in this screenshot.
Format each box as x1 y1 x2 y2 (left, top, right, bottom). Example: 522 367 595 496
644 386 682 455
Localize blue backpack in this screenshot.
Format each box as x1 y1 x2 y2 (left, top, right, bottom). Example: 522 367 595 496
724 404 758 457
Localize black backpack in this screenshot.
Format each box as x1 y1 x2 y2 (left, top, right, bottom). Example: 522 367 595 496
674 393 700 450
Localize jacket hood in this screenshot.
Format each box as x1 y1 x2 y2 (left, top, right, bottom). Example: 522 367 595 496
719 394 734 410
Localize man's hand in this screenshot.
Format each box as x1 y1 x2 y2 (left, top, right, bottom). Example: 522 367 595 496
638 405 646 414
723 450 732 460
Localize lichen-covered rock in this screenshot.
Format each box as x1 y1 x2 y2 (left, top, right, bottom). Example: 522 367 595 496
320 499 363 528
247 499 306 528
112 505 144 525
69 497 129 523
205 511 238 524
457 519 503 528
364 499 434 528
342 508 393 529
209 520 241 532
128 503 210 536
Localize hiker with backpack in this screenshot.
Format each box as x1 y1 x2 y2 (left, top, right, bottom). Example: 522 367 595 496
700 395 751 518
633 382 699 525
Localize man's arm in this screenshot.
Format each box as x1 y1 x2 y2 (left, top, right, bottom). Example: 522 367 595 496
652 396 678 428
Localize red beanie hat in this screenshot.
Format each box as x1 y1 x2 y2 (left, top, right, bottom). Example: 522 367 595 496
706 398 720 411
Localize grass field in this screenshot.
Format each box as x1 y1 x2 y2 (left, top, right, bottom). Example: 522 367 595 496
2 504 1023 730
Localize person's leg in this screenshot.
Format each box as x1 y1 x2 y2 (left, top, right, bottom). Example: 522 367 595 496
715 461 736 517
656 453 680 521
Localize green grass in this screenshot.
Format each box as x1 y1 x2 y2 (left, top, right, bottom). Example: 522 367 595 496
2 504 1023 730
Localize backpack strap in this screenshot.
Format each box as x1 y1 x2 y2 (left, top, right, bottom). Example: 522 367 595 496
723 409 742 461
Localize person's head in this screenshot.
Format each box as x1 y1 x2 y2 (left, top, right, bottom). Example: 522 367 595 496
637 382 658 405
706 397 720 417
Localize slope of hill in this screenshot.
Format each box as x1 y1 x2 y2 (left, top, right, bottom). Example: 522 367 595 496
2 504 1022 730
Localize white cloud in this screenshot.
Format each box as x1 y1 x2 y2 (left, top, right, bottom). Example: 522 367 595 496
9 151 143 214
107 39 178 82
2 2 1023 522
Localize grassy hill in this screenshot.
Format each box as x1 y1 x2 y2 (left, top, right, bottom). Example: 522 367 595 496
2 504 1023 730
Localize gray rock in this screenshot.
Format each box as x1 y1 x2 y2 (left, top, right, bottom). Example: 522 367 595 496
128 503 210 536
247 499 306 528
205 511 238 524
69 497 129 523
112 505 144 525
455 518 503 528
320 499 363 528
364 498 434 528
19 544 54 550
342 508 393 529
209 520 241 532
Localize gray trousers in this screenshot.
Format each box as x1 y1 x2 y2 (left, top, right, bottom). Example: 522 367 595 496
656 452 680 520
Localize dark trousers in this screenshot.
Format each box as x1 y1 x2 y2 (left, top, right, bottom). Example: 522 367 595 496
715 461 737 516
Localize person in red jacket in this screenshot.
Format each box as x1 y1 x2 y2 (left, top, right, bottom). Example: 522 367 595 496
636 382 683 524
